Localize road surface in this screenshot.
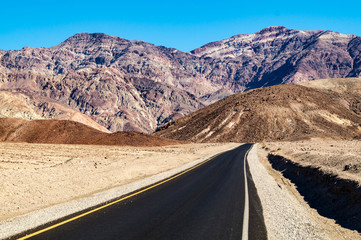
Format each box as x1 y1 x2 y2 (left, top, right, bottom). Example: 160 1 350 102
16 143 267 240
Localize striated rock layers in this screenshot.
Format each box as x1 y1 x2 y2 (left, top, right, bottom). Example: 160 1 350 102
1 27 361 132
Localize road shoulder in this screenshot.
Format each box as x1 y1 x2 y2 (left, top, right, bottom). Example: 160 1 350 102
248 144 329 240
256 143 361 240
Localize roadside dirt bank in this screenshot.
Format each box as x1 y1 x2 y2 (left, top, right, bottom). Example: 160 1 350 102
258 141 361 239
268 154 361 233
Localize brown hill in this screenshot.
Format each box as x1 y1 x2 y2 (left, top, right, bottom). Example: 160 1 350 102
0 118 181 146
154 79 361 142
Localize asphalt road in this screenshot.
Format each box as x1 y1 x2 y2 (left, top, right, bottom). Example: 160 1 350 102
16 143 267 240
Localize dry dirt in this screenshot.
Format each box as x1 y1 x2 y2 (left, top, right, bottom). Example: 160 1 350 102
0 117 182 146
263 140 361 184
0 142 238 221
249 145 329 240
258 140 361 239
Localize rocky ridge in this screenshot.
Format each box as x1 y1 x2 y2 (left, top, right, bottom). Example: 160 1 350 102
192 26 360 89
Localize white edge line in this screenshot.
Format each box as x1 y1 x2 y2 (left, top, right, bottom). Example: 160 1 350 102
242 144 253 240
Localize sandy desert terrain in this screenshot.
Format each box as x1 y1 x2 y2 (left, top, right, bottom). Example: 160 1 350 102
0 142 239 220
263 140 361 184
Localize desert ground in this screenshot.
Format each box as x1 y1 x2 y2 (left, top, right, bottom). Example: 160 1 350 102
262 140 361 184
0 142 239 220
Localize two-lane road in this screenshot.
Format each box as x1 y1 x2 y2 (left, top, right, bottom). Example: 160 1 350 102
16 144 267 240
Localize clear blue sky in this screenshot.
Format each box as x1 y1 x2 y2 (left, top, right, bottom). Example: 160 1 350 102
1 0 361 52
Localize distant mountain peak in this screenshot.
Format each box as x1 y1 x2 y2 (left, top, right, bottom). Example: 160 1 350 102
255 26 289 34
57 32 128 48
192 26 296 55
66 32 113 41
52 32 130 51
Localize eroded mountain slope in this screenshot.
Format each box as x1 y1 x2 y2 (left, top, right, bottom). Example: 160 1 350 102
155 79 361 142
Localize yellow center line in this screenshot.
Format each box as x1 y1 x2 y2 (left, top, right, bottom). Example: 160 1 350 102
17 152 224 240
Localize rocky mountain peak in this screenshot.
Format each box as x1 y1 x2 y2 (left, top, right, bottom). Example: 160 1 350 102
317 30 355 43
53 32 130 53
63 32 119 43
255 26 289 35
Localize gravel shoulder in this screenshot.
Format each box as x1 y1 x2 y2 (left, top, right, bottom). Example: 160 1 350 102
254 143 361 240
0 142 239 239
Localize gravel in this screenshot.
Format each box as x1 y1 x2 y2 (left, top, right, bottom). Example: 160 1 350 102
248 144 329 240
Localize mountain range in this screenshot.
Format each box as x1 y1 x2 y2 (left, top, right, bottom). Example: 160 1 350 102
1 26 361 133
